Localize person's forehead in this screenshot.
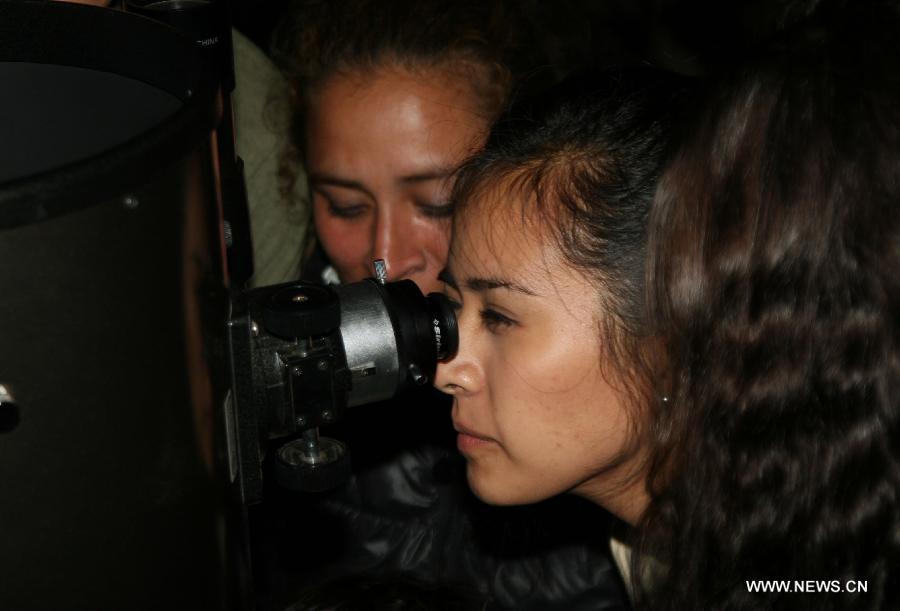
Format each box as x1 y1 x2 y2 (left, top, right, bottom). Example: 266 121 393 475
305 69 489 186
451 186 563 280
455 171 557 243
313 64 484 119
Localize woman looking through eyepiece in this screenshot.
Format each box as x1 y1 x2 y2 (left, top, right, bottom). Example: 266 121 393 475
436 67 688 522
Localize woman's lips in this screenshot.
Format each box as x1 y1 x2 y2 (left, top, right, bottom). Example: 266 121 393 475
453 422 496 454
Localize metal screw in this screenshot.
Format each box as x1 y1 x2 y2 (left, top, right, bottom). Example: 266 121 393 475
123 195 139 209
317 360 328 371
250 321 259 337
408 363 427 385
0 384 19 433
322 410 333 422
295 415 306 427
0 384 14 404
291 366 302 376
374 259 387 284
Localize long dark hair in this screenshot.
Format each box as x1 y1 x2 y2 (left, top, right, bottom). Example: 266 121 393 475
641 2 900 609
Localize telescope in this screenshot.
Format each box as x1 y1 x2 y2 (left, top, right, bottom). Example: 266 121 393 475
0 2 457 609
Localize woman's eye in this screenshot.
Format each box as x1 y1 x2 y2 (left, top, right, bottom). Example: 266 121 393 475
326 199 367 219
416 200 454 219
480 308 516 332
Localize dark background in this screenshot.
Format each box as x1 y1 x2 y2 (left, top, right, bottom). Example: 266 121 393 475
230 0 775 78
231 0 289 51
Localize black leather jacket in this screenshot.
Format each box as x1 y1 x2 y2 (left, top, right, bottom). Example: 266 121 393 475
254 386 630 611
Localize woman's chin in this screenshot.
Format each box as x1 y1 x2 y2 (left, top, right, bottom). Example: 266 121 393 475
465 467 547 506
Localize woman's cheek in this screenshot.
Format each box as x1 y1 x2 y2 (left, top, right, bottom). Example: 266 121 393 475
418 217 452 257
408 216 452 293
507 329 602 402
312 202 368 281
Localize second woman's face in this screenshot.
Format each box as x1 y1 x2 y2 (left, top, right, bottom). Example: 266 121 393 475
434 188 648 524
305 67 490 293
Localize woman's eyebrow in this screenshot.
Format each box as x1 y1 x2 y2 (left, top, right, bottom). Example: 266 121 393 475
398 166 454 185
308 172 371 194
440 268 539 296
466 276 538 296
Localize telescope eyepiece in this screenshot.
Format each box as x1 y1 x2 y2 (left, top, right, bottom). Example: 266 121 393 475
426 292 458 362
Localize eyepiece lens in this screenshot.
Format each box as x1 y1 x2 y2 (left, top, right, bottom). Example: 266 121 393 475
426 292 458 361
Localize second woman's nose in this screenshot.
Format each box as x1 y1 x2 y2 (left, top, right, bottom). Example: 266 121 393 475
371 206 427 283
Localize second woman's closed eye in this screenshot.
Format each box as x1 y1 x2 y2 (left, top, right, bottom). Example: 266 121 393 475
322 196 369 220
414 199 454 219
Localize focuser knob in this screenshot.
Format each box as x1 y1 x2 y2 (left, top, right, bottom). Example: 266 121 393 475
274 431 351 492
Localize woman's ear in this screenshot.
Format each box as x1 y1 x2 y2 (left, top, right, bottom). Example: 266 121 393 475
637 333 675 425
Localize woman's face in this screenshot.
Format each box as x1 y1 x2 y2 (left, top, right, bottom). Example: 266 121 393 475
305 66 490 293
434 187 648 524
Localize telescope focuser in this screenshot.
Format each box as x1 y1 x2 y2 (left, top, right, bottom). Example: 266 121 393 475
227 266 458 499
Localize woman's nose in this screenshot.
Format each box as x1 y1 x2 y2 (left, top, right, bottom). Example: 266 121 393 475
371 209 426 282
434 359 464 395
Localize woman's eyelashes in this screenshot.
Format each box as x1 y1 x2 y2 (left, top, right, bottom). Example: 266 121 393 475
324 197 367 219
440 278 517 334
446 294 517 333
320 196 451 220
480 307 516 333
415 199 454 219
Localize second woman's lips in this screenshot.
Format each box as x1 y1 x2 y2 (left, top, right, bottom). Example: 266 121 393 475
453 421 491 440
453 421 496 453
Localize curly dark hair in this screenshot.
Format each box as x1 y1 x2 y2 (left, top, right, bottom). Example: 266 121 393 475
640 2 900 609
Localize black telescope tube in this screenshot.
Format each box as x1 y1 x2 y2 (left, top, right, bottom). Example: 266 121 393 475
0 2 242 610
125 0 255 288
